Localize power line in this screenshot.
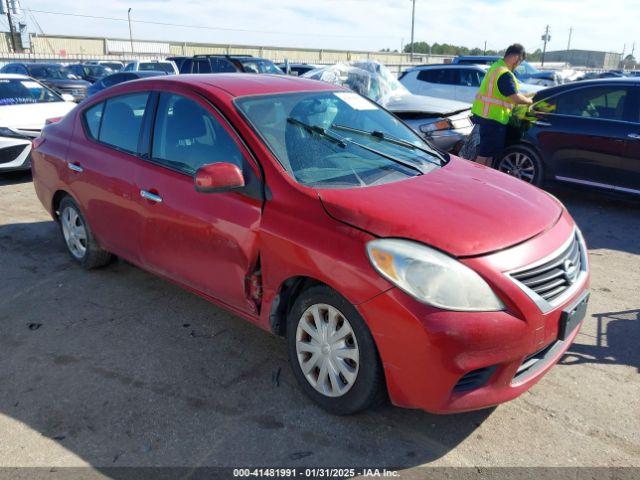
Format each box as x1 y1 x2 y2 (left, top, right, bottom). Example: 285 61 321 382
25 8 399 40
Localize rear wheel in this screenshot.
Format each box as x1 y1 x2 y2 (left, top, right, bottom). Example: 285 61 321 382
59 196 113 269
495 145 544 187
286 285 386 415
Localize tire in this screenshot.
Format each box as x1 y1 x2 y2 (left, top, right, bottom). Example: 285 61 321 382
286 285 386 415
58 196 113 269
494 144 544 187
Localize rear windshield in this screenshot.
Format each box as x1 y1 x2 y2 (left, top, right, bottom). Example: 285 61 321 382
0 78 62 105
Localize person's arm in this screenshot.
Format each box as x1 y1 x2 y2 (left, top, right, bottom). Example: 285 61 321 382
508 93 533 105
497 73 533 105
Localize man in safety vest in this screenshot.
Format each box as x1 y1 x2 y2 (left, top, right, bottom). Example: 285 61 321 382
471 44 533 167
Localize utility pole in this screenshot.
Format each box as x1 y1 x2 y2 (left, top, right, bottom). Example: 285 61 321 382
409 0 416 61
4 0 16 52
567 27 573 51
483 40 487 55
541 25 550 66
127 8 134 54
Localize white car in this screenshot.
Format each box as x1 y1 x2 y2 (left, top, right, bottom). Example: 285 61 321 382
123 60 178 75
0 74 76 172
400 64 544 104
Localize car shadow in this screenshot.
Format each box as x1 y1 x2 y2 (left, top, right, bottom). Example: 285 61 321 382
561 309 640 372
0 170 32 186
0 220 490 471
547 183 640 256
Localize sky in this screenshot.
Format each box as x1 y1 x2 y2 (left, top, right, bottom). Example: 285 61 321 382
11 0 639 55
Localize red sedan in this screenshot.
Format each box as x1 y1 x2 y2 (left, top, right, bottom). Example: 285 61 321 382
31 74 590 415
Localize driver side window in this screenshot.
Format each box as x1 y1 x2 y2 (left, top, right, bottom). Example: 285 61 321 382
151 93 244 175
536 87 628 121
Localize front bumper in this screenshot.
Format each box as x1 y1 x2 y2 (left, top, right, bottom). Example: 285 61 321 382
0 137 32 171
358 210 590 413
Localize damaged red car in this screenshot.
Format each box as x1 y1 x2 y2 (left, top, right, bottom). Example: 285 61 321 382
32 74 590 415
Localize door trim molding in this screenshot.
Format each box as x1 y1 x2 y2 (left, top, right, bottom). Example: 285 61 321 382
555 175 640 195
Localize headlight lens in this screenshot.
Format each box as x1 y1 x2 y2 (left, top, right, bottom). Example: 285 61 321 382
419 119 452 134
367 239 505 311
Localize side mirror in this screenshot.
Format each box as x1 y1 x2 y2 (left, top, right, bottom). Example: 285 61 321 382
61 93 75 102
194 162 245 194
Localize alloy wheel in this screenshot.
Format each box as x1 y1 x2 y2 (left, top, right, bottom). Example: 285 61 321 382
61 206 87 259
498 151 537 183
295 303 360 398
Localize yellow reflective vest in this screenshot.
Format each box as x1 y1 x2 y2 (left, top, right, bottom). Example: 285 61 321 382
471 59 518 125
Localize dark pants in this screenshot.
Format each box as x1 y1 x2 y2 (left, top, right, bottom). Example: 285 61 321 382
473 116 507 158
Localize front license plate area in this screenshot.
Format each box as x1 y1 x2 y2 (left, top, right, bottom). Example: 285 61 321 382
559 292 589 341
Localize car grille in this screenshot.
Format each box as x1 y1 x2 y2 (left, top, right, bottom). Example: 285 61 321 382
0 144 28 164
510 232 583 304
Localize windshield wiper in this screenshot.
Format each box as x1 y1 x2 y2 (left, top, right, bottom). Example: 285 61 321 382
286 117 346 147
330 123 443 164
287 117 425 175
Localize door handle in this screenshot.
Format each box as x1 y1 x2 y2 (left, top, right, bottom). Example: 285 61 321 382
140 190 163 203
628 133 640 140
67 162 83 172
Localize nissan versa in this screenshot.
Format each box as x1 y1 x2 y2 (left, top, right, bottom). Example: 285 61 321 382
31 74 590 415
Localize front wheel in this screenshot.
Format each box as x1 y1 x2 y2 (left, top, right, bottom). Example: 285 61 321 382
286 285 386 415
495 145 544 187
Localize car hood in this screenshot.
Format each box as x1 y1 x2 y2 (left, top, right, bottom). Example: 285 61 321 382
0 102 76 131
318 157 562 257
383 92 471 115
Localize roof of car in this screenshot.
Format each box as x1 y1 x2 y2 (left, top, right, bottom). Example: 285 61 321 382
154 73 341 97
535 77 640 98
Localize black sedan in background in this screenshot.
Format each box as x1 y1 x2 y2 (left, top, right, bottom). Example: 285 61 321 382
66 64 112 83
0 62 90 101
87 70 168 96
497 78 640 196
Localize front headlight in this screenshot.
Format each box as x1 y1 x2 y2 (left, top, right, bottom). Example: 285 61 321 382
367 239 505 311
419 118 452 134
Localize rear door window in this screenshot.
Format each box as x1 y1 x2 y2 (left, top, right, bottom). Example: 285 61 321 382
98 92 150 153
416 69 457 85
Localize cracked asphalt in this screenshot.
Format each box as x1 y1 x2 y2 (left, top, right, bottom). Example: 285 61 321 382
0 171 638 475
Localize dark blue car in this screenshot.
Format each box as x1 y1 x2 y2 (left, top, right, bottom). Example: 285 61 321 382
87 70 168 97
497 78 640 196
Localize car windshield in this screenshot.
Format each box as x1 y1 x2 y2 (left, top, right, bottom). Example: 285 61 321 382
239 59 284 74
139 62 174 73
0 78 62 105
28 65 76 80
236 90 444 189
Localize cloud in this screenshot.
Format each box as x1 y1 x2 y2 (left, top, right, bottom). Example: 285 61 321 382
22 0 634 54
